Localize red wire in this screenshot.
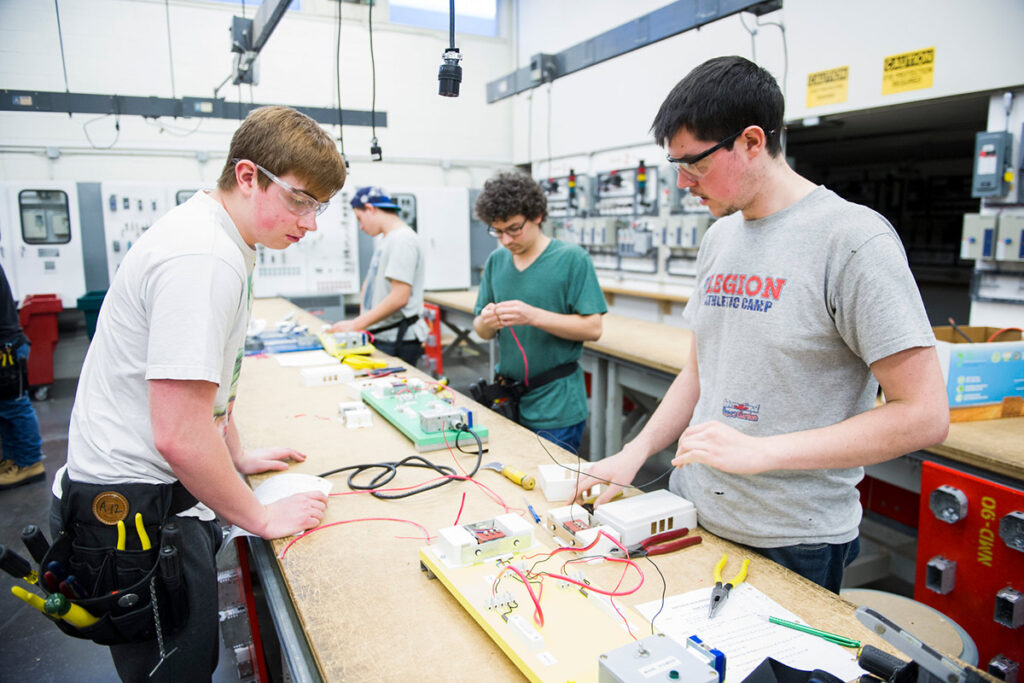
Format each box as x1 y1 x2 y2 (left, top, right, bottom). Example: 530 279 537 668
453 492 467 525
277 516 432 558
494 563 545 627
507 325 530 386
987 327 1023 343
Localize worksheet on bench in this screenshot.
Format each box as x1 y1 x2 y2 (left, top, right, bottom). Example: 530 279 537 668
636 583 866 682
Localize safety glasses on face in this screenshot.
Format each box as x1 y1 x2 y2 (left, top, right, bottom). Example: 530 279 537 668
235 159 330 216
666 129 745 180
487 218 527 238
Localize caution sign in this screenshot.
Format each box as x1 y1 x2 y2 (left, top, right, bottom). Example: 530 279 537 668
806 66 849 108
882 47 935 95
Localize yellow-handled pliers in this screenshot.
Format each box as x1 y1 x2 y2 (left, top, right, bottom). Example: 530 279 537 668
708 554 749 618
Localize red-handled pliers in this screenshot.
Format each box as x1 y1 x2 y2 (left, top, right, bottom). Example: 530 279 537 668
629 527 702 557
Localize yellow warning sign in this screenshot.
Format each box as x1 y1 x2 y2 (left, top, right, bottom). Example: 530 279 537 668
806 66 849 108
882 47 935 95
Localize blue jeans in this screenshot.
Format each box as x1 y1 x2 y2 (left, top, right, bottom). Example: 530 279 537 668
0 342 42 467
739 536 860 593
533 419 586 455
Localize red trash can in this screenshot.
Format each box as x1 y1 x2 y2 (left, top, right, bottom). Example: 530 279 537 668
18 293 63 400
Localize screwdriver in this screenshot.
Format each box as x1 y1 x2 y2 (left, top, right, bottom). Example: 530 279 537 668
20 525 50 564
44 592 99 628
483 462 535 489
0 544 39 585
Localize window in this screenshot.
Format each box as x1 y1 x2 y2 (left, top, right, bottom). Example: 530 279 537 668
19 190 71 245
389 0 497 38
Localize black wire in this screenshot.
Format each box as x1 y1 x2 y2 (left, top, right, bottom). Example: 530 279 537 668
53 0 71 117
335 0 346 158
643 555 667 635
318 427 483 499
533 431 673 496
455 428 488 456
448 0 455 49
164 0 176 100
368 0 377 140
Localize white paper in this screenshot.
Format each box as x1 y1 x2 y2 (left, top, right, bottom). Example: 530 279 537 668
273 349 337 367
635 583 866 682
222 473 334 545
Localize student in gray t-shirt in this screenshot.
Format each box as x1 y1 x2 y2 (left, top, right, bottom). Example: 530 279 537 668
573 56 949 592
329 186 427 366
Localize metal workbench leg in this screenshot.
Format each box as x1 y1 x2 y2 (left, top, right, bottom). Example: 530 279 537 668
246 538 323 683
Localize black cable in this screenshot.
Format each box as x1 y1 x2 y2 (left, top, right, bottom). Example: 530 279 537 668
164 0 176 100
318 426 483 499
335 0 346 160
368 0 377 140
448 0 455 49
643 555 667 635
533 431 672 496
53 0 71 117
455 428 488 456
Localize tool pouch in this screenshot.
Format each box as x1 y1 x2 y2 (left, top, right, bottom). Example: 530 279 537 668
37 474 198 645
0 342 26 400
469 361 579 424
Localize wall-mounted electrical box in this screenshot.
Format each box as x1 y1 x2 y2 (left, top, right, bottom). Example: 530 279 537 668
972 131 1013 198
961 213 996 260
995 213 1024 262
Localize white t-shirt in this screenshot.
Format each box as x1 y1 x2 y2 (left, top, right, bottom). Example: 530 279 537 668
56 192 256 518
362 224 427 343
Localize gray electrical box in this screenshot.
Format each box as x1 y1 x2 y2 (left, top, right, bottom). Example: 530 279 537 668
972 131 1013 198
960 213 996 260
598 634 720 683
995 213 1024 262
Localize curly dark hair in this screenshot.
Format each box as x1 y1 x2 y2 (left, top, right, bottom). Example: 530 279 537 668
475 171 547 224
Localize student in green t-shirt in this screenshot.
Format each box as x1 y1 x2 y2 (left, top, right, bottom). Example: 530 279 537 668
473 172 608 454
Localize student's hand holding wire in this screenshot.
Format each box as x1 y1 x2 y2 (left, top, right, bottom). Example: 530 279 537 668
258 491 328 539
235 446 308 475
673 421 767 474
571 446 648 508
478 302 505 331
492 299 536 327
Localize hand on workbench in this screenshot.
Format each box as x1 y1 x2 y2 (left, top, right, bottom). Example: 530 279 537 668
236 447 308 475
327 319 359 333
674 421 766 474
570 446 647 508
258 490 328 539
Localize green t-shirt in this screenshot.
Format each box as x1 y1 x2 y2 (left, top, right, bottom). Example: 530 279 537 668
475 239 607 430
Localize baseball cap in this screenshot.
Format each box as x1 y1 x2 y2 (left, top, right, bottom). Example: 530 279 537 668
350 186 401 210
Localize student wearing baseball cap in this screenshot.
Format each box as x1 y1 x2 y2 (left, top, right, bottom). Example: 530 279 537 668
330 186 427 365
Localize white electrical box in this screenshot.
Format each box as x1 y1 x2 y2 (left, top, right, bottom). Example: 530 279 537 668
100 182 175 285
995 213 1024 262
593 489 698 548
961 213 997 260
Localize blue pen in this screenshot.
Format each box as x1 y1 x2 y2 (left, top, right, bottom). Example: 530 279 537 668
523 497 541 524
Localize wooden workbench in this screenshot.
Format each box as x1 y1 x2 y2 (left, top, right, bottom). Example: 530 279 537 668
235 298 910 682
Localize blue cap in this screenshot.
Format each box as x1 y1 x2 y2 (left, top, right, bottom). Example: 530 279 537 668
350 186 401 211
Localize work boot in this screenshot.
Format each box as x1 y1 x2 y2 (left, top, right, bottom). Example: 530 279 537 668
0 461 45 490
0 459 15 474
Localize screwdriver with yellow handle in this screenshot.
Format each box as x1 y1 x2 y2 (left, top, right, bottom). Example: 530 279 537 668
482 462 535 490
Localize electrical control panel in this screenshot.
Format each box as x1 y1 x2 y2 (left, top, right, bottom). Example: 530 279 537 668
972 131 1014 198
100 182 174 285
541 172 592 220
361 377 488 451
914 461 1024 670
995 213 1024 262
961 213 997 260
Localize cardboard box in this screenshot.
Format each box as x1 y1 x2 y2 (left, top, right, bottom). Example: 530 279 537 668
933 326 1024 422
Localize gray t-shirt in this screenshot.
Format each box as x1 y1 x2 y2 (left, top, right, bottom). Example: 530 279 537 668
672 186 934 547
363 224 427 343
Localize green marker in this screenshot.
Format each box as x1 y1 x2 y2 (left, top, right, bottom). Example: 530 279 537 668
760 614 861 648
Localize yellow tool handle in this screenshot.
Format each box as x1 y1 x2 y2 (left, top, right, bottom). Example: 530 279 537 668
728 557 750 586
11 585 47 614
713 554 727 583
116 520 126 551
500 466 535 490
134 513 151 551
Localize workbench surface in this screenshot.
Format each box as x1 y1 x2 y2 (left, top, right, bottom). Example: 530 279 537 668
236 298 905 681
